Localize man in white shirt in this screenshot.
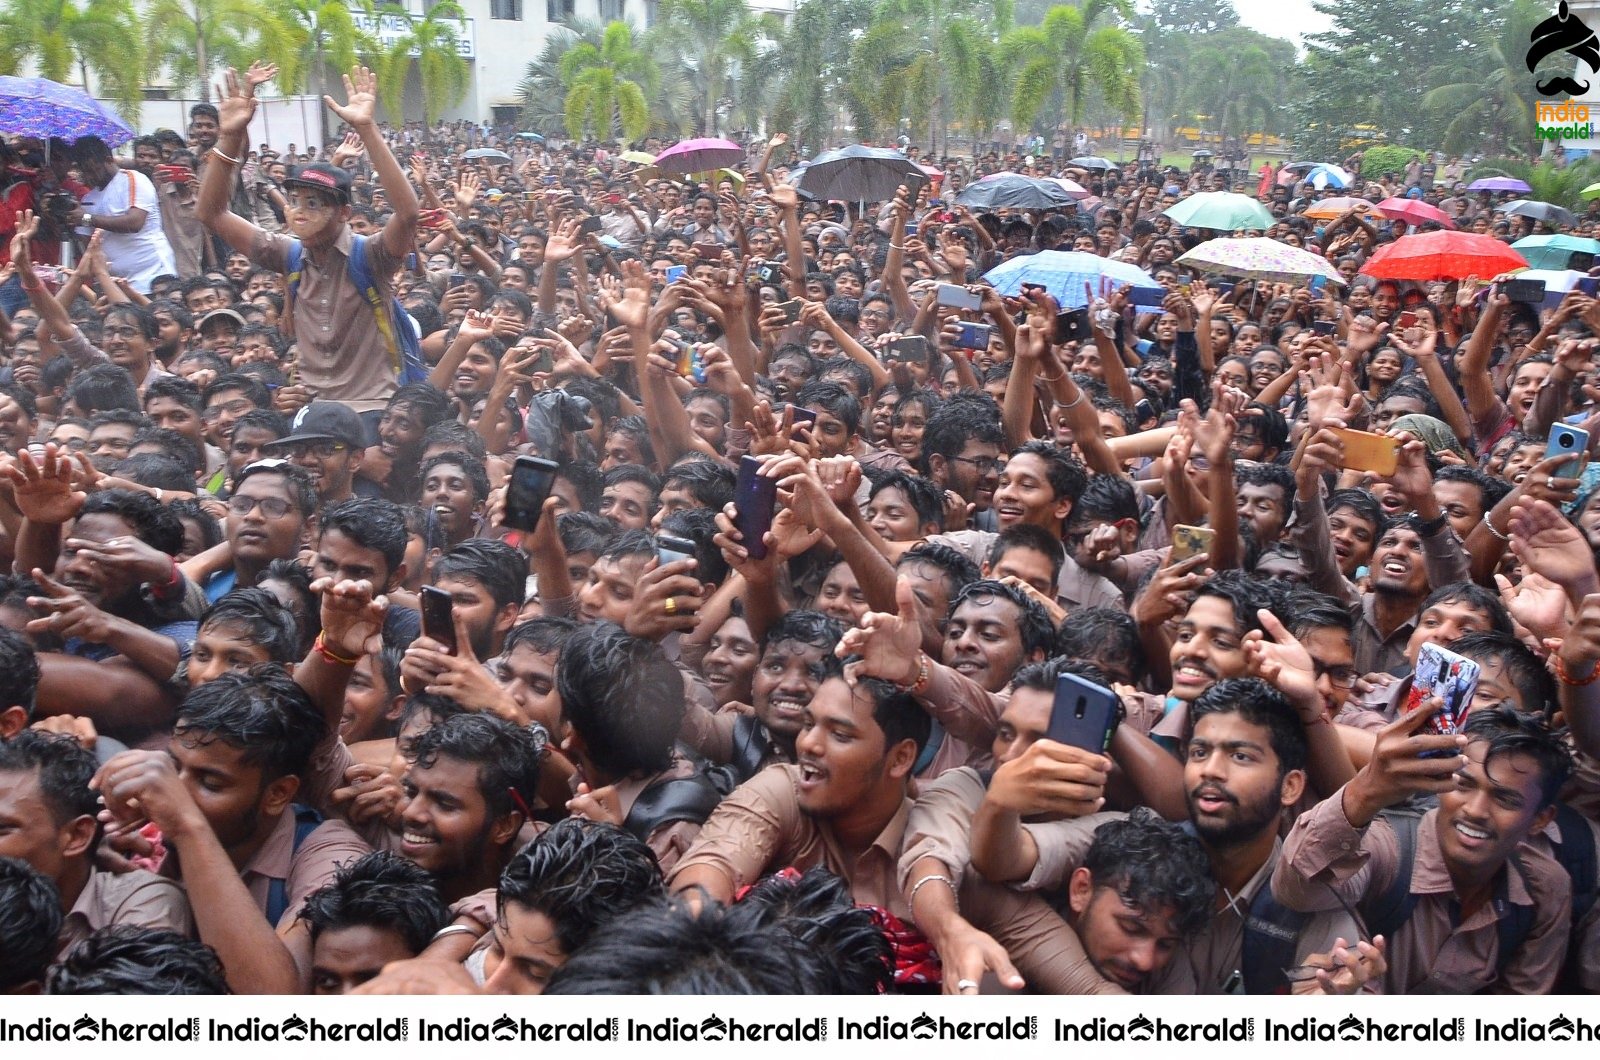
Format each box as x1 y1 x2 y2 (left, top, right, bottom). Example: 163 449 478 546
68 136 177 292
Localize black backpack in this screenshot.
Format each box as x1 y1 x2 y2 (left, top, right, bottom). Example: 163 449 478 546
621 770 725 843
1241 804 1534 993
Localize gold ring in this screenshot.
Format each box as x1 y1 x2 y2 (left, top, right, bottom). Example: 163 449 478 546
664 597 677 615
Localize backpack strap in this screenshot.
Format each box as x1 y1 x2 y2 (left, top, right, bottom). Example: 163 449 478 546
347 234 404 378
1363 806 1423 942
264 804 324 927
621 772 724 843
1241 885 1316 994
282 239 304 343
1491 851 1536 975
1553 802 1600 924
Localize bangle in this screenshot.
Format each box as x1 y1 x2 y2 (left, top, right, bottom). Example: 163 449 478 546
910 873 957 912
430 924 481 943
210 147 242 167
897 652 931 695
1053 389 1084 410
313 631 359 667
1482 510 1510 542
1555 653 1600 687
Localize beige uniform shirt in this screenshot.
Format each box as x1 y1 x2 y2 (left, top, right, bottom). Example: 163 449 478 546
57 867 194 958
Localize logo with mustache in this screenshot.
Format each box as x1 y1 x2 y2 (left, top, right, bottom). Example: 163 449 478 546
1529 1 1600 96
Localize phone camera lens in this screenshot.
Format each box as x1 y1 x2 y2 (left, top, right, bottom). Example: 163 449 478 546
1561 433 1574 446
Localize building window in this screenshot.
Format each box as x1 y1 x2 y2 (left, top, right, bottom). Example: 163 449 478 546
491 0 521 18
599 0 623 19
643 0 658 26
546 0 574 21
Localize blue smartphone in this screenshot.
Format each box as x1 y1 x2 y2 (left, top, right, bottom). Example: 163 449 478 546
1546 424 1590 479
1047 672 1120 754
1128 286 1167 308
1308 276 1327 292
665 265 688 284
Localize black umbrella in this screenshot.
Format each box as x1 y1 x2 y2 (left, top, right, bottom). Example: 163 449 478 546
794 144 926 203
955 173 1078 210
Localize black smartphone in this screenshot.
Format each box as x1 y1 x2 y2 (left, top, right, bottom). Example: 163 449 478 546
1054 307 1092 344
420 586 457 655
657 534 697 567
1579 276 1600 297
953 321 994 350
789 406 818 426
753 261 783 286
1311 319 1337 336
447 273 466 289
502 455 560 532
1504 278 1547 304
1046 672 1120 754
578 214 603 236
775 298 805 324
734 455 778 561
529 346 555 375
1127 286 1167 308
885 335 930 364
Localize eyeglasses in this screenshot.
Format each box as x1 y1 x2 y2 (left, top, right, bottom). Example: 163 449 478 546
949 455 1004 474
1312 660 1359 689
277 440 347 459
49 437 88 451
228 494 294 519
202 398 255 422
102 325 143 340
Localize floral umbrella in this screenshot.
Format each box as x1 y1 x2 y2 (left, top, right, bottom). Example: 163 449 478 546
1175 237 1346 285
0 75 132 145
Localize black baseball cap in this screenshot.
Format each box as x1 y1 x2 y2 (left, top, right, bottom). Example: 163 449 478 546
265 400 368 450
282 161 352 204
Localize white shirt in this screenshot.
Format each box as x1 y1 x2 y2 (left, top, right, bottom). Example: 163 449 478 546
79 169 177 292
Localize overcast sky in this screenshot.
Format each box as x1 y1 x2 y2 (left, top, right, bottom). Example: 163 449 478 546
1230 0 1331 46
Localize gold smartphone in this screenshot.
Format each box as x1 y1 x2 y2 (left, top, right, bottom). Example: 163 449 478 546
1170 524 1215 564
1329 427 1400 476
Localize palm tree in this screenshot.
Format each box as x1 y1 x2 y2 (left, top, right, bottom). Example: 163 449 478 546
560 20 656 141
1000 1 1141 136
279 0 376 99
1423 0 1544 157
143 0 293 100
1186 42 1276 144
370 0 469 124
519 16 606 133
0 0 144 113
655 0 774 135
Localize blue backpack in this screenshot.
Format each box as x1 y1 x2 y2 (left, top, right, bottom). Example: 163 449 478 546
285 235 427 385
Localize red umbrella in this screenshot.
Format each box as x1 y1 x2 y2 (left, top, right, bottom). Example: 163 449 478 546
1375 197 1456 229
1360 231 1527 281
653 137 744 176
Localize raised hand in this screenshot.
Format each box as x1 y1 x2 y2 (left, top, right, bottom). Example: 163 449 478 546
452 170 480 211
26 569 114 643
1341 699 1467 825
313 576 388 660
244 60 277 92
1243 608 1322 718
213 68 259 137
1509 497 1600 597
836 577 926 687
330 130 365 168
325 66 378 129
10 208 37 267
3 444 84 525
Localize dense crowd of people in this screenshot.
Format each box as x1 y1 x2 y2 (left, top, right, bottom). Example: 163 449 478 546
0 61 1597 996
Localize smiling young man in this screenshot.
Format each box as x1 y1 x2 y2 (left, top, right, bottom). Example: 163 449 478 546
419 451 488 548
1273 705 1573 993
198 63 419 415
264 401 379 506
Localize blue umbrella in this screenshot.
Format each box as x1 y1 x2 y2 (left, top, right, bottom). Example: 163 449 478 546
794 144 924 203
1510 234 1600 269
983 250 1161 308
955 173 1078 210
0 75 132 145
1305 163 1352 190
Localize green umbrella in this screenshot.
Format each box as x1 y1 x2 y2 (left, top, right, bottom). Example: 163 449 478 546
1583 182 1600 201
1511 234 1600 270
1162 191 1275 231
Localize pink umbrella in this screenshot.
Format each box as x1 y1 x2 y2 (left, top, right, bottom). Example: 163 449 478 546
653 137 744 176
1047 176 1090 200
1375 197 1456 229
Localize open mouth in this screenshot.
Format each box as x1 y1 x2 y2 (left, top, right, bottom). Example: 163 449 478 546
1380 557 1409 576
1452 820 1492 847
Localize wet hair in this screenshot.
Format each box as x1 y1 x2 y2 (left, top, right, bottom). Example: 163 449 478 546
1083 807 1214 938
420 449 491 504
761 608 846 655
432 538 527 611
1326 488 1388 537
545 896 818 994
865 469 944 532
318 497 409 576
602 462 661 508
78 488 184 556
921 392 1005 474
1235 461 1294 509
1071 473 1140 527
112 453 191 493
1187 677 1308 777
174 667 326 781
1435 463 1512 511
662 457 737 513
297 851 450 955
421 420 489 463
0 730 98 833
503 615 579 657
1462 705 1572 809
0 856 61 990
816 356 873 399
659 507 729 585
203 587 301 664
557 510 618 557
130 425 202 474
731 866 892 994
47 926 229 994
169 497 223 552
605 415 657 470
986 524 1064 585
1010 655 1112 695
556 459 605 513
1054 607 1144 676
1451 631 1556 718
143 375 204 414
202 372 270 411
0 626 40 720
556 622 684 778
1190 569 1285 638
66 363 141 415
406 712 548 823
234 458 318 518
815 655 931 756
229 407 289 443
950 579 1056 658
385 383 455 434
794 380 861 438
1419 580 1514 638
1010 440 1089 511
898 541 982 596
497 818 665 955
1285 590 1356 639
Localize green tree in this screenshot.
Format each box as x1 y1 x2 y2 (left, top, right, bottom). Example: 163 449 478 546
1184 31 1292 143
370 0 469 124
1000 1 1141 135
559 20 656 141
1422 0 1547 156
278 0 376 99
656 0 775 135
519 16 606 133
143 0 293 100
766 0 873 150
0 0 143 112
1467 157 1600 208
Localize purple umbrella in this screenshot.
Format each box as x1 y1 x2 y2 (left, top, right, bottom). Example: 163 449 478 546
652 137 744 176
0 75 133 146
1467 177 1533 193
